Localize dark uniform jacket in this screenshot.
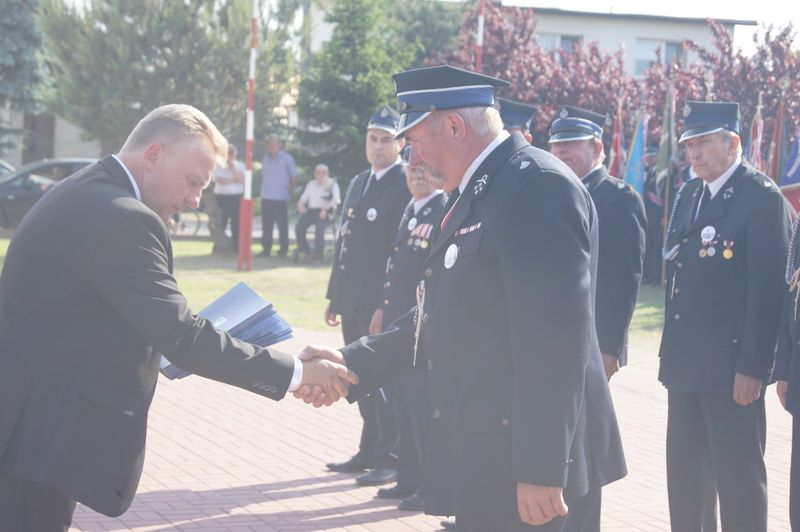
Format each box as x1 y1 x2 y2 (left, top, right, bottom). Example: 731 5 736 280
338 133 627 516
379 192 448 324
776 219 800 415
326 163 411 318
0 156 294 516
659 161 791 392
583 166 646 364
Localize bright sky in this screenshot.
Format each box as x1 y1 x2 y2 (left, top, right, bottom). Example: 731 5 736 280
500 0 799 54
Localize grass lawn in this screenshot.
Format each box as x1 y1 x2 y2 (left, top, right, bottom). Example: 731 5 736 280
0 234 666 368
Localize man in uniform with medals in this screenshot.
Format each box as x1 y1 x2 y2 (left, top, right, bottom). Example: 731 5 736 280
324 107 411 486
659 101 792 532
367 161 447 511
297 65 626 531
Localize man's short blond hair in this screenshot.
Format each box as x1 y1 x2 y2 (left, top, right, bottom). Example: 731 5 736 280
121 104 228 158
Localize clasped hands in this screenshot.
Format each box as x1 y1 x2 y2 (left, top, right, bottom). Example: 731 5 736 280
295 344 357 408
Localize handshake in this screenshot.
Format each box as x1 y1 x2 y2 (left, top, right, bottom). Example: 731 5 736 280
294 345 360 407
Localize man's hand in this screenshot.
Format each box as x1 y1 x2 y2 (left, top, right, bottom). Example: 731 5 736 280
516 483 568 526
369 308 384 335
324 303 340 327
294 345 352 407
319 209 328 221
733 373 763 406
777 380 789 411
297 203 307 214
601 353 620 381
298 352 358 407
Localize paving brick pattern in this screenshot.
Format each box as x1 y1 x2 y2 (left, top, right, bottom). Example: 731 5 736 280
70 328 793 531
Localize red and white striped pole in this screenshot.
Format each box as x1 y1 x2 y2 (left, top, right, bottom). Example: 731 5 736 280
475 0 486 72
238 0 258 271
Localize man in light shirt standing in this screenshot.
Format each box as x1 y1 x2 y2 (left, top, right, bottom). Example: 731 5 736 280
259 134 297 257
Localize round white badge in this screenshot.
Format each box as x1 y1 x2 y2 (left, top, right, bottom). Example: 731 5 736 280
367 208 378 222
701 226 716 242
444 244 459 269
407 217 418 231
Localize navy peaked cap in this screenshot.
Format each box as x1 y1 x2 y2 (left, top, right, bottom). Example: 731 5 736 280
548 105 606 143
498 98 536 130
393 64 510 136
367 106 401 134
679 101 740 142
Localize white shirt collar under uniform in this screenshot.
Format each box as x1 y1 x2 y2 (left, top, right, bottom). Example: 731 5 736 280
412 190 444 215
457 131 510 195
372 157 403 181
704 154 743 198
112 154 142 201
581 164 605 181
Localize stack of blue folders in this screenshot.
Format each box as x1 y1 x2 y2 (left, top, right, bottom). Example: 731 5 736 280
160 281 293 380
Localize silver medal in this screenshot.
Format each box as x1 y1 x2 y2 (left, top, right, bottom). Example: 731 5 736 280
701 226 716 242
407 217 418 231
444 244 459 269
707 246 716 257
367 208 377 221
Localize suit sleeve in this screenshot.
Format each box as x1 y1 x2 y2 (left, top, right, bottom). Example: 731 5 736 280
326 177 359 305
775 290 794 382
498 171 592 488
595 191 646 358
89 210 295 400
737 189 792 380
339 306 417 400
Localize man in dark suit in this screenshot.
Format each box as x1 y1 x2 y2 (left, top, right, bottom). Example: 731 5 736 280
367 164 447 511
777 219 800 531
498 97 535 143
0 104 356 531
548 105 647 381
298 65 627 531
324 107 412 486
547 105 646 529
659 101 791 532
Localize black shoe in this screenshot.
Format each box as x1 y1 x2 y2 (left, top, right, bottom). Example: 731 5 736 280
440 517 456 531
326 455 374 473
397 493 425 511
355 467 397 486
258 250 271 257
376 484 416 499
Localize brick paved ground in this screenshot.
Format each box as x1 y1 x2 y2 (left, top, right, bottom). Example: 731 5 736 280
71 328 793 531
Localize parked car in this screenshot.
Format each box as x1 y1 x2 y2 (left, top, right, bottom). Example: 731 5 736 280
0 159 13 177
0 158 95 227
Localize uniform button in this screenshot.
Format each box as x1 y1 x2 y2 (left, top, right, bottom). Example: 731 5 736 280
501 418 510 427
674 314 680 320
423 313 429 323
427 360 433 371
432 410 440 419
394 246 399 252
677 262 683 269
340 265 345 270
384 299 390 305
733 338 739 344
424 268 432 278
342 247 347 252
385 282 391 287
674 288 680 295
682 238 688 244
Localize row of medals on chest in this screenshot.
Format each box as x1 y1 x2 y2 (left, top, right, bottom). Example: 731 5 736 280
699 225 734 260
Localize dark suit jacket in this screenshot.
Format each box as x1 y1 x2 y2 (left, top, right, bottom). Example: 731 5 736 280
326 163 411 318
379 192 448 324
339 133 626 516
776 219 800 415
659 162 791 392
0 156 294 516
582 166 646 364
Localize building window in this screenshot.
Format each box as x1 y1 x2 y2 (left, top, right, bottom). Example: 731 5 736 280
538 33 582 52
635 38 686 76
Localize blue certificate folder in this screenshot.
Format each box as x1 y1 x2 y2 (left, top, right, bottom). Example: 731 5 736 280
159 282 293 380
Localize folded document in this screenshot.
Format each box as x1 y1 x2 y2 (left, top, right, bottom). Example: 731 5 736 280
160 282 293 379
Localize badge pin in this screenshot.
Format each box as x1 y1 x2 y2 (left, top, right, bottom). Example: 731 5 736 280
420 240 429 249
706 246 716 257
367 208 378 221
407 238 414 246
701 226 716 241
444 244 459 269
347 207 354 218
723 240 734 259
520 160 530 170
474 174 488 195
414 238 422 247
407 217 418 231
699 248 707 258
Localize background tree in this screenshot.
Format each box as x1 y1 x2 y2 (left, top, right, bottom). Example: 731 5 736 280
0 0 47 156
388 0 465 69
296 0 411 182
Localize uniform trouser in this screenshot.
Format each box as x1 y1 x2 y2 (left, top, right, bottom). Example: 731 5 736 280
455 486 598 532
792 412 800 531
260 199 289 255
666 390 767 532
217 194 242 251
295 209 329 259
0 470 76 532
392 369 429 494
342 310 398 468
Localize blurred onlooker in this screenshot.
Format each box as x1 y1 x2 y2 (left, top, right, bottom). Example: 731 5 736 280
295 164 340 263
260 134 297 257
213 145 245 252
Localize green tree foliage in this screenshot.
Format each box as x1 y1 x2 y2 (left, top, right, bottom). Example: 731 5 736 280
296 0 411 182
388 0 466 69
0 0 47 155
38 0 298 154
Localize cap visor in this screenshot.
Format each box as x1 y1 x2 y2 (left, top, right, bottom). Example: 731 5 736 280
395 111 431 138
679 127 724 143
367 123 398 135
548 132 595 144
